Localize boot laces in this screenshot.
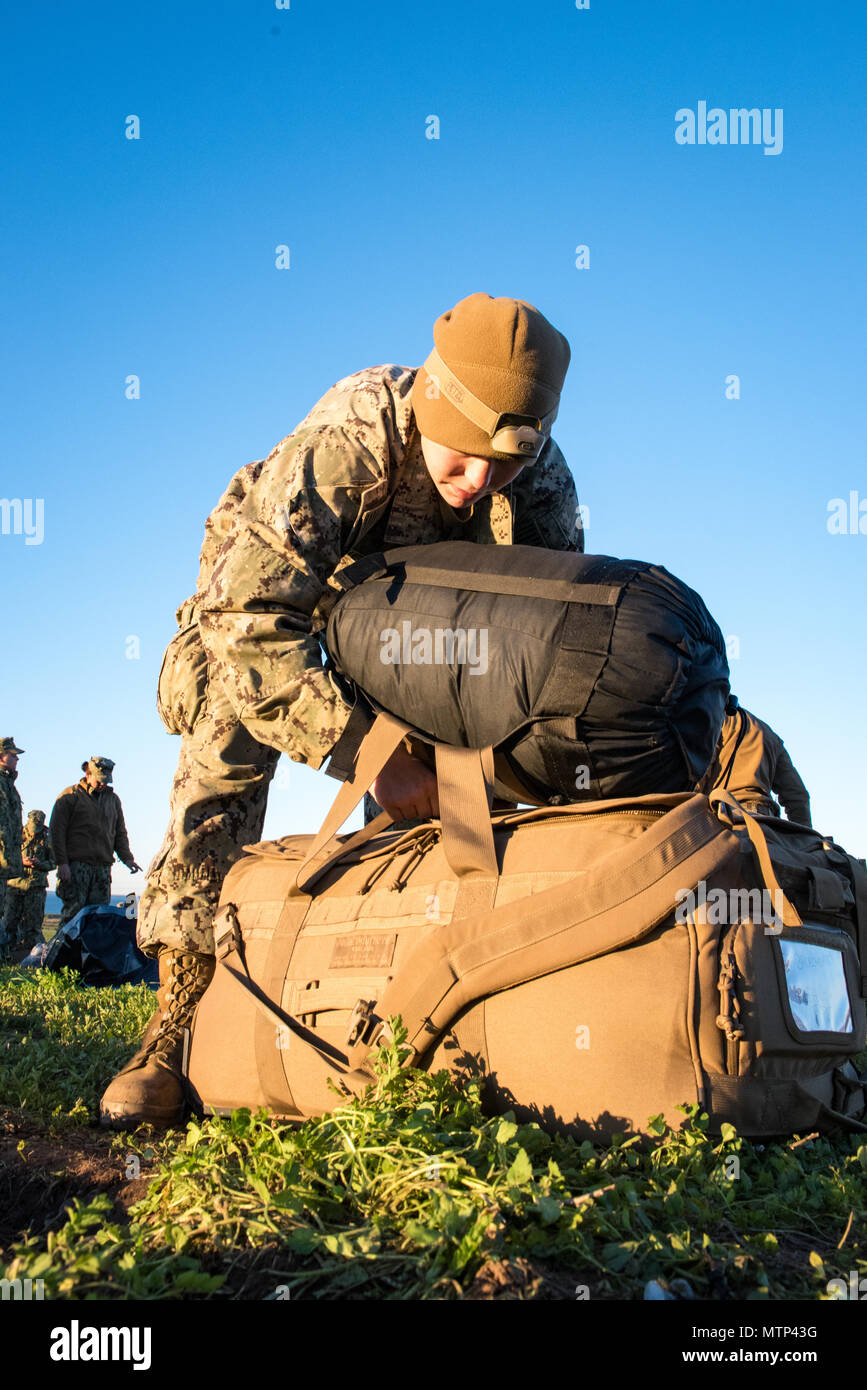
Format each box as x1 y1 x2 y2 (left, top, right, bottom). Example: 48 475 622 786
147 952 212 1064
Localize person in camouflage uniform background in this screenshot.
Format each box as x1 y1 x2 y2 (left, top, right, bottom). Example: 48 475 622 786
3 809 55 954
102 293 583 1129
0 737 26 962
50 756 141 931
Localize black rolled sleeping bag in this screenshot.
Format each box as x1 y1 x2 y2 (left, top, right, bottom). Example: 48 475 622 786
325 542 730 804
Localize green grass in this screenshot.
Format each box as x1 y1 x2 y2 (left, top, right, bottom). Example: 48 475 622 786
2 966 866 1300
0 965 154 1124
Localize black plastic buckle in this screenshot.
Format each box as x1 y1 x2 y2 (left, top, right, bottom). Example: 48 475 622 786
346 998 381 1049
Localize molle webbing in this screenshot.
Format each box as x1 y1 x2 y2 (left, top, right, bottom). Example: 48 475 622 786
348 795 739 1068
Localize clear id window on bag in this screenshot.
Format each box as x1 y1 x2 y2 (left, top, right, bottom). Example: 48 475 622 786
780 939 853 1035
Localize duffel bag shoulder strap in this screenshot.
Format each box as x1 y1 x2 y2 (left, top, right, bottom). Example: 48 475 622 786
349 793 738 1067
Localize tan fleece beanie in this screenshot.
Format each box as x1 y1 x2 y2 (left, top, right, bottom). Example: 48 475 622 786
411 293 571 458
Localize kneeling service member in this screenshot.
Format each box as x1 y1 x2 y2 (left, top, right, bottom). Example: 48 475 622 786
100 291 583 1129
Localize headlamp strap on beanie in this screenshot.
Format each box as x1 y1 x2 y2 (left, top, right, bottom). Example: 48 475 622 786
423 348 558 459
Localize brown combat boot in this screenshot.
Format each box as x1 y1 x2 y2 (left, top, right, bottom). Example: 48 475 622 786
99 948 215 1130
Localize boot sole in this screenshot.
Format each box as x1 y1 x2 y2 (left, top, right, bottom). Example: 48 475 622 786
99 1102 185 1131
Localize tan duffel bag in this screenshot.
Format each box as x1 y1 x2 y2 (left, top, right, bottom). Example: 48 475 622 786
187 714 867 1140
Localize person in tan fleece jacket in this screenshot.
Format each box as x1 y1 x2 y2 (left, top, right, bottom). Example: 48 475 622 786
707 702 812 826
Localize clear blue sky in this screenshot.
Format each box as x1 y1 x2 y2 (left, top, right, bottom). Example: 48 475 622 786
1 0 865 899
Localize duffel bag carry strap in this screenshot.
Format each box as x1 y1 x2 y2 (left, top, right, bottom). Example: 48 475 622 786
294 717 502 898
435 743 499 917
435 743 496 877
348 793 739 1068
293 711 411 894
709 789 803 928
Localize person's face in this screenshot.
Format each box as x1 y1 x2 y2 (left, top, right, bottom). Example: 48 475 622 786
420 437 528 509
0 752 19 772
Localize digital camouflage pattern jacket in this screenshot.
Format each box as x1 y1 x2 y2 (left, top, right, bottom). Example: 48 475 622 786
0 767 23 881
195 365 584 771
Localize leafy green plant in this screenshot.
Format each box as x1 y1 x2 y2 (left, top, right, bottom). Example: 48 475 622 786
3 968 866 1300
0 965 154 1124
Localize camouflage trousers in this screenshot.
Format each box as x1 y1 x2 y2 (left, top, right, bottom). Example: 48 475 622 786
0 880 8 955
57 862 112 930
2 886 47 951
137 670 279 958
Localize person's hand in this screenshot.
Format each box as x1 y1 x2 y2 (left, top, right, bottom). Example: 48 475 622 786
22 857 36 867
371 745 439 822
57 863 72 883
128 862 142 874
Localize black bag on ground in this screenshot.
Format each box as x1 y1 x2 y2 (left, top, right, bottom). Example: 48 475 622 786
44 906 158 988
326 542 730 804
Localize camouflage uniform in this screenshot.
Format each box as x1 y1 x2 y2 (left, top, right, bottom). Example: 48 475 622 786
4 810 55 951
54 861 113 930
0 759 24 955
50 776 135 930
138 365 583 956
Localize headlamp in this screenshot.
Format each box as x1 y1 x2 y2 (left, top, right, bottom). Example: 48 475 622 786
423 348 557 460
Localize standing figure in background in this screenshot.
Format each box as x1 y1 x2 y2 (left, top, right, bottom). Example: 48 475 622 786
0 737 26 963
3 809 55 956
50 756 141 930
708 703 812 825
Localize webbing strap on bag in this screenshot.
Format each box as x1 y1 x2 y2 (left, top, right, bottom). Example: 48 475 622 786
435 743 499 917
807 865 849 914
334 551 621 608
536 594 621 720
435 744 496 878
390 565 620 607
845 852 867 996
538 723 601 802
227 964 374 1110
211 893 376 1114
492 751 547 806
348 794 738 1068
710 790 803 928
293 711 410 894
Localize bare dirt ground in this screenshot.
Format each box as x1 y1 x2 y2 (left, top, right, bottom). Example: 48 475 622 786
0 1109 148 1253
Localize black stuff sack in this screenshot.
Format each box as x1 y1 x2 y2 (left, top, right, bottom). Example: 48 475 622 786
326 541 730 804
